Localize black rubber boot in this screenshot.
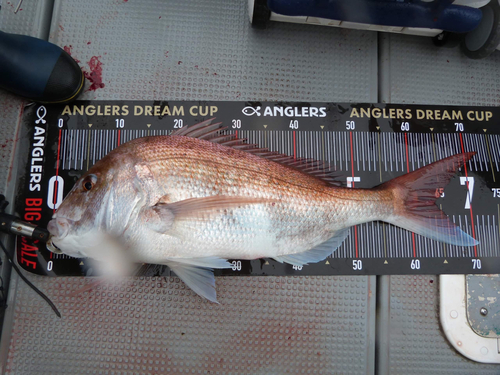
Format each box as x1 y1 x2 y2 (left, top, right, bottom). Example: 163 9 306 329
0 31 84 103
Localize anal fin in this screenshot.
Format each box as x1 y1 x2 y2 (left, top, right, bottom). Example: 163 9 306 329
273 228 350 267
162 257 232 303
165 256 232 269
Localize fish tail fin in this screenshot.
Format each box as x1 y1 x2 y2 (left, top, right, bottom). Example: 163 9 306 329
378 152 479 247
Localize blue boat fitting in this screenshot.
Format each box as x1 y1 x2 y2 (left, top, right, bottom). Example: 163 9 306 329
267 0 483 34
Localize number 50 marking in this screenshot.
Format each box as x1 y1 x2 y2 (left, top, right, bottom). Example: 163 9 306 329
460 177 474 209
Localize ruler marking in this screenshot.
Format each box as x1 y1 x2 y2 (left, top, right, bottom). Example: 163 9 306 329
469 133 479 171
80 130 85 170
344 132 348 171
459 133 477 258
92 130 96 165
54 129 62 213
475 133 484 172
498 205 500 257
477 133 487 172
378 133 387 258
399 133 403 172
485 134 496 182
425 133 431 166
439 203 447 258
355 132 360 171
388 220 393 259
404 133 417 258
101 130 105 159
490 215 496 258
86 129 92 171
493 135 500 169
486 215 494 256
321 132 326 174
349 131 359 258
377 133 382 182
61 129 66 170
363 132 368 172
410 132 415 171
481 215 486 257
105 130 109 156
493 214 499 258
464 134 473 169
74 130 80 170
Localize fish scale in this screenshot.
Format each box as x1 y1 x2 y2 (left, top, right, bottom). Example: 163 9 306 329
123 136 353 260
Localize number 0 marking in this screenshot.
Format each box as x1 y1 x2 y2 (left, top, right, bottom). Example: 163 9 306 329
47 176 64 210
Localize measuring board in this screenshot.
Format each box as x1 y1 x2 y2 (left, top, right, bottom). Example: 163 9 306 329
14 101 500 277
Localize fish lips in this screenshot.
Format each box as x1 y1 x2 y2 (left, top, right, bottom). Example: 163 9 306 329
47 217 74 240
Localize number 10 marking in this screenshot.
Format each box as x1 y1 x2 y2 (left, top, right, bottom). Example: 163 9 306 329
460 177 474 209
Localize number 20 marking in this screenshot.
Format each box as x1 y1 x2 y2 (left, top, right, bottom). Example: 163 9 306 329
174 119 183 128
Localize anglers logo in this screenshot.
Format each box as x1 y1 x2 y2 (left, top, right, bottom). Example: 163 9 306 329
242 106 261 116
242 105 327 118
35 106 47 124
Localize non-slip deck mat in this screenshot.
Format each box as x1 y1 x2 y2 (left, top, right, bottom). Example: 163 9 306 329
2 0 378 373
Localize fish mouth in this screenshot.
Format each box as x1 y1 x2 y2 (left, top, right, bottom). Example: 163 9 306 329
47 217 73 239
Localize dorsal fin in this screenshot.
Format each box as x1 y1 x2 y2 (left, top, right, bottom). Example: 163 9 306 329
171 118 342 186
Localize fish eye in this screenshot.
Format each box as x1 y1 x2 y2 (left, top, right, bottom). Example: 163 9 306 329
82 175 97 191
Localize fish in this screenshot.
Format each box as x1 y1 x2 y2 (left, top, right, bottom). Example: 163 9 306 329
46 118 478 302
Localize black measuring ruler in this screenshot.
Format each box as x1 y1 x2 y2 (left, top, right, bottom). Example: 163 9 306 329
14 101 500 276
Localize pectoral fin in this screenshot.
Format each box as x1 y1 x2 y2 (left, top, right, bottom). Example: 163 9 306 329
273 228 350 267
145 195 272 234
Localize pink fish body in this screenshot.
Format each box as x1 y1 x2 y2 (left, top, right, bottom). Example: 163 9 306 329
47 119 478 302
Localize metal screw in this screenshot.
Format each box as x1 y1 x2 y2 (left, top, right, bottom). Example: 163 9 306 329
480 307 488 316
